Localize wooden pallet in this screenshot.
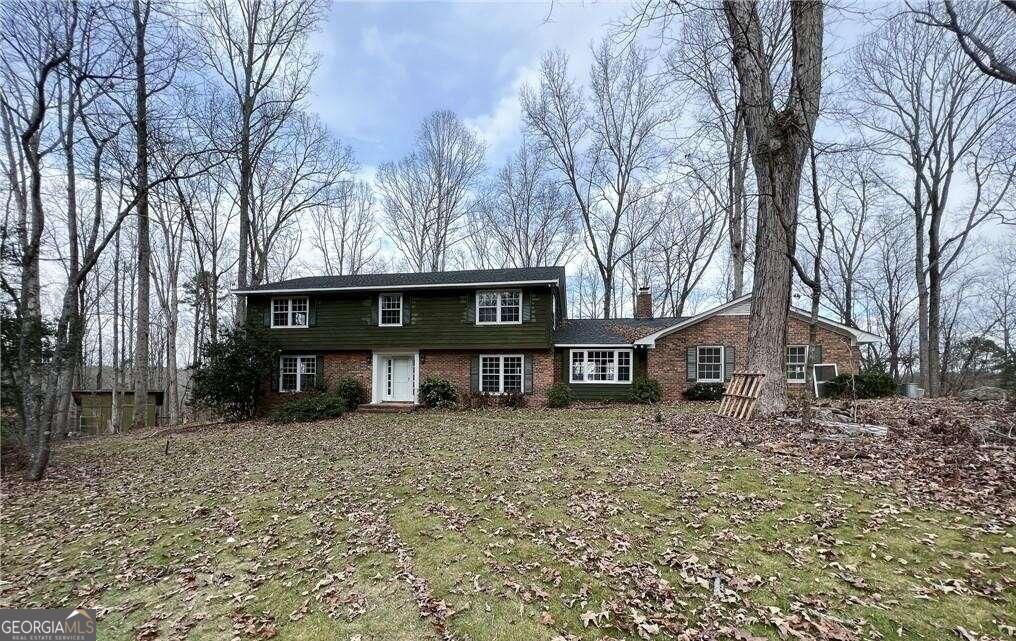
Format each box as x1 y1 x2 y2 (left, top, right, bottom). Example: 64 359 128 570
717 371 765 420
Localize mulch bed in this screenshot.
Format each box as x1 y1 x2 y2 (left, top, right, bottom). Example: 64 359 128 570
662 397 1016 522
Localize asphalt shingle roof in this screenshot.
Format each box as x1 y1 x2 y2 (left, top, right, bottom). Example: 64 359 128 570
553 317 686 345
238 266 566 293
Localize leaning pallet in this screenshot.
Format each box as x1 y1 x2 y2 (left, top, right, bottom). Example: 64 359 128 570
717 371 765 420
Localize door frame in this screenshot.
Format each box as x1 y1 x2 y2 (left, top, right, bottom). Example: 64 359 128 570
371 350 420 404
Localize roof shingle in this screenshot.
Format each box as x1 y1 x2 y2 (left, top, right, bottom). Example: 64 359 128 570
237 266 566 293
553 317 686 345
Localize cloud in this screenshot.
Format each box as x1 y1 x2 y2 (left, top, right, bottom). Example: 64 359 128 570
464 64 541 165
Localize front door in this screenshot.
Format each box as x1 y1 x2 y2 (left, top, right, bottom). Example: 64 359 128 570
382 356 414 402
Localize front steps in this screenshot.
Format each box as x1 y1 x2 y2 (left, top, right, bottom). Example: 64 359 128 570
357 402 417 414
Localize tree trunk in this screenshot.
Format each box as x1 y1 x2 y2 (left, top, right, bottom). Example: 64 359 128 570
131 0 151 429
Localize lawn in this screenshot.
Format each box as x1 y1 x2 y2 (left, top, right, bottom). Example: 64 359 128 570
1 406 1013 640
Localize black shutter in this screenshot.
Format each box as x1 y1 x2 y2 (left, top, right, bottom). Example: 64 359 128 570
270 356 279 392
470 355 479 392
370 297 379 326
522 292 533 322
263 303 271 328
724 346 735 382
686 347 697 383
462 292 475 324
308 298 318 327
402 295 411 326
524 354 533 393
361 297 371 325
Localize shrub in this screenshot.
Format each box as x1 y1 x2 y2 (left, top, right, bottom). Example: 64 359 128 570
630 376 662 404
191 326 277 419
269 393 346 424
334 376 368 408
420 377 458 408
824 371 896 399
546 383 572 408
499 391 528 409
683 382 725 402
460 392 492 410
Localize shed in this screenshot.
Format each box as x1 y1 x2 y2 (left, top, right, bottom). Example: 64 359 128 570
71 389 164 433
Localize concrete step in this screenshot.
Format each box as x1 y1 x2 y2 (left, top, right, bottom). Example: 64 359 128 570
357 402 417 413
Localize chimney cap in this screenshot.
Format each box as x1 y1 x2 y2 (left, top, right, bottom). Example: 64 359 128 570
638 285 650 293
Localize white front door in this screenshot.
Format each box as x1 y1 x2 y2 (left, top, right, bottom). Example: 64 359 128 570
382 356 414 402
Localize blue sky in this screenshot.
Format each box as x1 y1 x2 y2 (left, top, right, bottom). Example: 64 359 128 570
308 2 632 175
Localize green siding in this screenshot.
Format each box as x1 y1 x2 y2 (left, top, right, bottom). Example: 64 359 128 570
248 286 555 351
556 347 647 402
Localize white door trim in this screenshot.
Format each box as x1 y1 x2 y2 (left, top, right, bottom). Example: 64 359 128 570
370 350 420 404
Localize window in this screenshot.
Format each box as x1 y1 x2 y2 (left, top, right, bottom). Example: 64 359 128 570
476 289 522 324
280 355 316 392
379 294 403 327
786 345 808 382
271 297 309 328
479 354 524 394
696 346 723 382
569 349 633 383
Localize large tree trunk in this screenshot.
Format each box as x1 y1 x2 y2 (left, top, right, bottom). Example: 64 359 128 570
724 0 824 416
131 0 151 429
728 111 747 298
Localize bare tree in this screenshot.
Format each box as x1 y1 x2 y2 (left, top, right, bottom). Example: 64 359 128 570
473 142 577 268
910 0 1016 86
722 0 825 416
855 13 1016 395
375 110 485 272
522 41 671 317
310 179 380 276
202 0 326 322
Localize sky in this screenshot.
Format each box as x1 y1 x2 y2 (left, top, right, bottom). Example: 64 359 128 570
307 1 634 177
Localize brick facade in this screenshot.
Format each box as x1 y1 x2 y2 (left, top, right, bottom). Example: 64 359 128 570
647 314 861 402
261 350 372 410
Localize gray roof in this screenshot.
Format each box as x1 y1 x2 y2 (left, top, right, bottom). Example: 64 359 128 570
236 266 566 294
554 317 686 345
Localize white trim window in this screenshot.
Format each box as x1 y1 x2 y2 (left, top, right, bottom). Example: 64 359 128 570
476 289 522 324
786 345 809 382
379 293 403 327
570 349 632 383
280 355 316 392
479 354 524 394
271 297 309 328
696 346 724 382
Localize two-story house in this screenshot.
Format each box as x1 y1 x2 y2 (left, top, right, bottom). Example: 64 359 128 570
236 266 879 408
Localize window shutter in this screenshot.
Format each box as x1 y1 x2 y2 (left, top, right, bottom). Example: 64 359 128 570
263 304 271 328
361 298 371 325
402 295 411 326
370 297 379 326
470 355 479 392
271 358 279 392
811 344 823 363
524 354 534 393
523 292 533 322
308 298 318 326
462 293 474 324
724 346 735 382
686 347 697 383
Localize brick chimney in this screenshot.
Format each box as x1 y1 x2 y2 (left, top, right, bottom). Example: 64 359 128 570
635 286 653 319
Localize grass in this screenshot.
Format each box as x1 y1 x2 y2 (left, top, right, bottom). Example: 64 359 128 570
1 406 1013 640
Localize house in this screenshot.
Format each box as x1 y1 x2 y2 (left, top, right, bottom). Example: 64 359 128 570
234 267 879 408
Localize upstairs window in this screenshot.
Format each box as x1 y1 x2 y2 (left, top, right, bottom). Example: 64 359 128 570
476 289 522 324
280 355 316 392
570 349 632 383
272 297 308 328
379 294 403 327
786 345 808 382
696 346 723 382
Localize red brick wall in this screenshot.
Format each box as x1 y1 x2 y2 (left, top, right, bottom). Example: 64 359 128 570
647 315 861 402
261 351 372 411
421 349 555 405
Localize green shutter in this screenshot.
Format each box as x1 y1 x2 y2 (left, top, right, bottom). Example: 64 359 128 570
724 346 735 382
462 292 475 324
686 347 697 383
361 297 371 325
370 297 378 325
270 357 279 392
524 354 533 393
402 295 411 326
470 355 479 392
523 292 533 322
308 298 318 326
263 304 271 328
